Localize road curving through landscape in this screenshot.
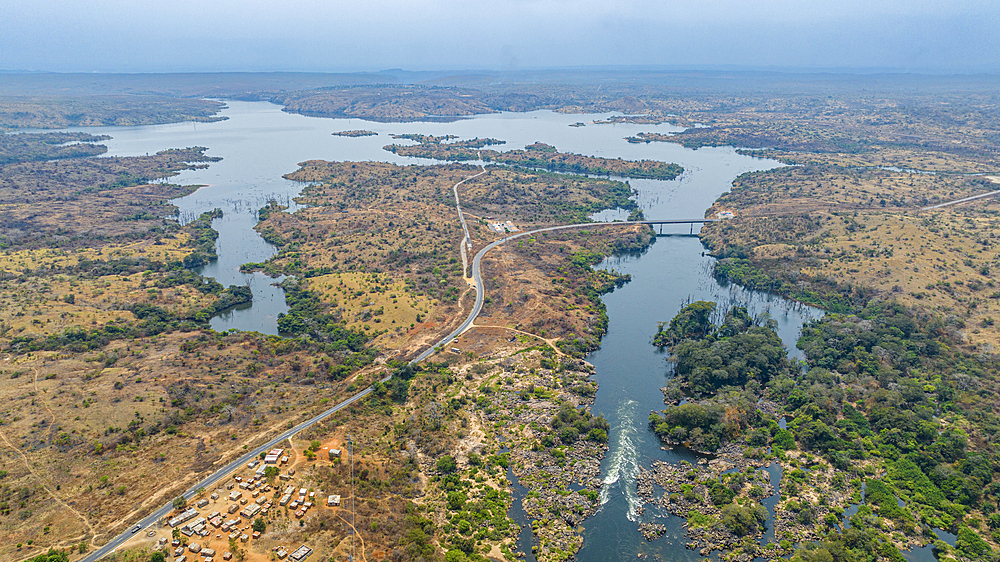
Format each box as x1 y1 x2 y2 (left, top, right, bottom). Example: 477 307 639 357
83 172 710 561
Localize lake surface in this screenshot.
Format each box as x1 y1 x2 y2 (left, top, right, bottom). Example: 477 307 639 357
59 101 823 559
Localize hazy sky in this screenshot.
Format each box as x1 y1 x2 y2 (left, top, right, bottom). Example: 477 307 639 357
2 0 998 73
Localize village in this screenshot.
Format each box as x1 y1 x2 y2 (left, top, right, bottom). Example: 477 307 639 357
127 441 353 562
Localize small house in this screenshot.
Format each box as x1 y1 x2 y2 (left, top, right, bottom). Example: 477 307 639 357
290 545 313 561
264 448 283 464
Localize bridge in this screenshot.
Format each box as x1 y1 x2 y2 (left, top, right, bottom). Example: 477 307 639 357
637 218 719 235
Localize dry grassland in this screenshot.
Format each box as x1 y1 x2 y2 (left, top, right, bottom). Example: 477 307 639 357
0 233 220 342
256 160 645 359
476 226 652 353
0 147 217 248
0 233 193 275
307 272 435 349
0 330 364 560
715 162 996 217
703 166 1000 351
747 148 1000 174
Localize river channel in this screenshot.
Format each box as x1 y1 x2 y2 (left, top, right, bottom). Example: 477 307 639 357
66 101 823 559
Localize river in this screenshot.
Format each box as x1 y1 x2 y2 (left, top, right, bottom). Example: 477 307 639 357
64 101 822 559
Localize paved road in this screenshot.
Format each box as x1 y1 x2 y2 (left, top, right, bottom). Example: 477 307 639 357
922 188 1000 210
82 215 691 561
436 219 691 351
453 168 487 277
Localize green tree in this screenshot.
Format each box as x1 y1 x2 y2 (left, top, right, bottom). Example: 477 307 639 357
436 455 457 473
709 481 736 507
252 518 266 533
172 496 187 510
956 527 991 559
447 491 467 511
720 503 767 537
653 301 716 346
264 466 279 482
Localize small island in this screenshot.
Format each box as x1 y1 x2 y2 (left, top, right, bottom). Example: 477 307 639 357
592 115 669 125
331 130 378 137
625 132 674 144
385 137 684 180
389 133 460 143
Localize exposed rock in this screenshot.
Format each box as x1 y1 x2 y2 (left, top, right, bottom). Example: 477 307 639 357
638 522 667 541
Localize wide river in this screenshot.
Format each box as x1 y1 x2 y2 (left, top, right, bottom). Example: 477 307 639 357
68 101 823 560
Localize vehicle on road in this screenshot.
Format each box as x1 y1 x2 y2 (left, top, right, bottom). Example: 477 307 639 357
132 524 141 534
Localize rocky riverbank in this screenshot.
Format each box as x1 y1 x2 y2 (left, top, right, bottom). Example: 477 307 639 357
639 444 774 558
476 350 608 562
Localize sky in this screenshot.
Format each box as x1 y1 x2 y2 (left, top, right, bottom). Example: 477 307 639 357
2 0 998 73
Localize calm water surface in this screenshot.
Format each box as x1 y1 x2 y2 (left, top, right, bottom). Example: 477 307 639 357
58 102 825 559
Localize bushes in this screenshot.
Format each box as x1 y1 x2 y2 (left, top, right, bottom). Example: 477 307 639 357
955 526 992 559
436 455 458 474
276 284 372 354
550 402 609 444
24 550 69 562
653 301 715 346
720 503 767 537
655 303 792 397
181 209 223 269
709 481 736 507
649 392 770 453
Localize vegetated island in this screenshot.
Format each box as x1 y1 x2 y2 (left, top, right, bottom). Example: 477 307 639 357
625 132 674 144
385 137 684 180
389 133 464 144
331 129 377 137
646 293 998 561
592 115 672 125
